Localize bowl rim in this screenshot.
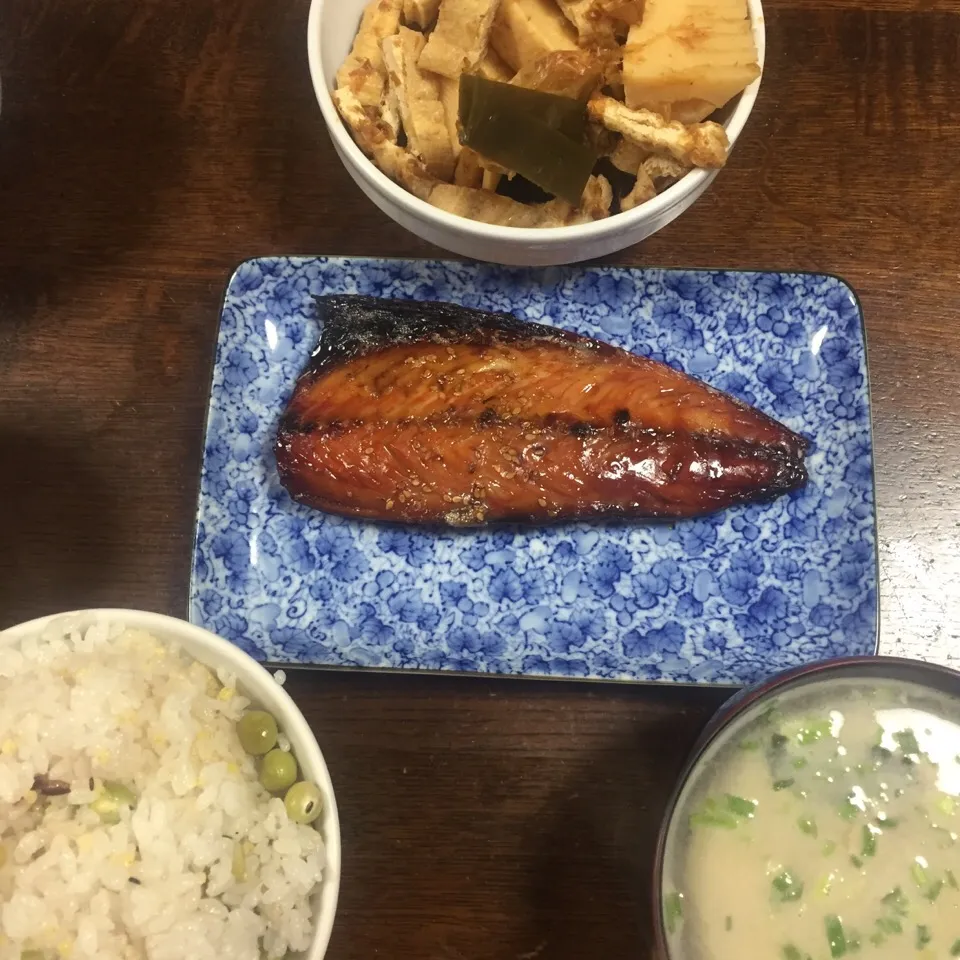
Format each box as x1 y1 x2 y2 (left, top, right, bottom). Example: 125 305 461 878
307 0 766 243
0 608 341 960
650 654 960 958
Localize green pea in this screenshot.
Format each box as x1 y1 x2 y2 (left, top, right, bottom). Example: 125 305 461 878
284 781 323 824
237 710 278 756
90 781 137 824
260 748 298 793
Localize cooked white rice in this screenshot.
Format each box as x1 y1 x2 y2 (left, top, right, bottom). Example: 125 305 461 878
0 622 325 960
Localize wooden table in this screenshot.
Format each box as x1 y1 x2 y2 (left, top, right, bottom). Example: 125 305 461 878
1 1 959 956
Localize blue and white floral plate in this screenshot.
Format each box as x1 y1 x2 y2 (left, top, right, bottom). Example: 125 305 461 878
190 258 877 686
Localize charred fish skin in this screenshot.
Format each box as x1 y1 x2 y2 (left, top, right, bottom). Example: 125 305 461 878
275 296 809 527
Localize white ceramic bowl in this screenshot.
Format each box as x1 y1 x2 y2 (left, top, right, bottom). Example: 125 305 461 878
308 0 765 266
0 608 341 960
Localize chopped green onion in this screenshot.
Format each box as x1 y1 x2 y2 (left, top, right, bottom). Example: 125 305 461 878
780 718 833 746
773 870 804 902
915 924 931 949
895 729 921 760
876 917 902 935
782 946 802 960
840 797 860 820
882 887 909 916
774 779 795 791
760 703 783 725
690 810 737 829
911 862 930 891
937 794 956 816
946 869 958 890
770 733 789 751
739 739 760 751
725 915 733 932
850 855 864 869
690 798 738 829
925 879 943 903
725 794 757 817
792 756 809 770
950 938 960 956
664 891 683 935
690 795 756 829
822 840 836 856
861 825 877 857
798 817 818 837
877 815 899 828
826 914 847 957
794 718 832 744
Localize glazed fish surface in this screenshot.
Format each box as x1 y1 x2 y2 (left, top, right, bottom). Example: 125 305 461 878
275 296 808 526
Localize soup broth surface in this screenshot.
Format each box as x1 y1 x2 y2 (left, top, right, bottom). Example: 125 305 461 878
663 677 960 960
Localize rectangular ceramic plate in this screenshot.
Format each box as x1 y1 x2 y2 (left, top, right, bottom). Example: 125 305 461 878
190 258 877 685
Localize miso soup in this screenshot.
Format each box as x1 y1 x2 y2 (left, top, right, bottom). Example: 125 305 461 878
662 677 960 959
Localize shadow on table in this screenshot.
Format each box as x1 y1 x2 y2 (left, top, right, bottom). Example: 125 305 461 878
0 427 119 626
0 1 188 314
526 711 704 958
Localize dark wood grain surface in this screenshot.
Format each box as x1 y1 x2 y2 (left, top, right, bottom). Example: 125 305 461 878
1 1 959 956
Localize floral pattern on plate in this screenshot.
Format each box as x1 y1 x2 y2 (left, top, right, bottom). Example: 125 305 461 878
190 258 877 685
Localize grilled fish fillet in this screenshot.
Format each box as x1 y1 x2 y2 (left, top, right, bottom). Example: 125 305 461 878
275 296 808 526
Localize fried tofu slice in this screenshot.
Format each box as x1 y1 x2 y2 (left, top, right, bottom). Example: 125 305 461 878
336 0 404 108
403 0 442 28
510 49 604 98
428 182 574 226
334 85 394 154
438 76 463 158
621 167 656 211
454 147 486 187
482 168 503 192
490 0 577 72
476 48 514 81
586 120 618 157
621 153 688 210
384 28 457 181
609 137 645 173
380 140 439 199
574 173 613 221
555 0 618 48
418 0 503 79
334 86 438 199
429 172 610 226
587 94 728 167
643 154 688 180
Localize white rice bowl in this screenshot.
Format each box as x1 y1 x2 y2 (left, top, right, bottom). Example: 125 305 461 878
0 613 339 960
